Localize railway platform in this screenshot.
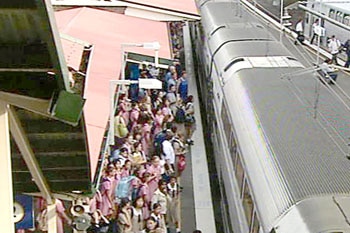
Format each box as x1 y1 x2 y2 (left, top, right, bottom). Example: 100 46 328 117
177 21 217 233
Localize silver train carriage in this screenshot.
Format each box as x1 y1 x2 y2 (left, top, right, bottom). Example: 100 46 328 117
192 0 350 233
303 0 350 46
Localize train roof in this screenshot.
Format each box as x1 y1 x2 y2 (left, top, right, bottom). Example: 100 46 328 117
199 1 253 35
201 1 297 74
223 67 350 229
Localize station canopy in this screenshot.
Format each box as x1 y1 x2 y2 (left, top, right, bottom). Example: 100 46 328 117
54 7 172 181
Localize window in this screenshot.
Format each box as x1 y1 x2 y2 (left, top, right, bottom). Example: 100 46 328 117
221 102 232 141
220 173 234 233
344 15 350 26
336 11 343 22
329 9 335 19
243 180 254 226
321 17 325 27
235 155 244 194
251 212 260 233
229 131 238 164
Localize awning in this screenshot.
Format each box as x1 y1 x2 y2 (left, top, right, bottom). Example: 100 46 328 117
55 7 172 179
51 0 200 21
122 0 199 16
127 52 173 69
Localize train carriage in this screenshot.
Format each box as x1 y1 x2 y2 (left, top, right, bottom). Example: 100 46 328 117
304 0 350 45
192 1 350 233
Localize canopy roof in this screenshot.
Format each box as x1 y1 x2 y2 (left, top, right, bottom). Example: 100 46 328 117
121 0 199 16
55 7 172 179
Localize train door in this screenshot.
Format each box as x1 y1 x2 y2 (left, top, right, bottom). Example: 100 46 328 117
305 13 315 38
344 14 350 26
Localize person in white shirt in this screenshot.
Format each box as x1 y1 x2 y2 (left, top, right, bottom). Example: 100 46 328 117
296 19 303 35
319 58 338 84
295 19 304 45
310 19 319 45
161 134 175 175
328 35 341 65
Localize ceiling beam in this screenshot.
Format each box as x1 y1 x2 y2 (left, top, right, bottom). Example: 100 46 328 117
0 68 52 72
0 91 51 118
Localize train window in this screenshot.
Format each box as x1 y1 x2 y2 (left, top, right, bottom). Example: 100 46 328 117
344 15 350 26
243 180 254 227
229 131 237 164
336 11 343 22
221 102 232 141
220 174 235 233
235 155 244 194
329 9 335 19
321 17 325 27
305 14 309 24
251 212 260 233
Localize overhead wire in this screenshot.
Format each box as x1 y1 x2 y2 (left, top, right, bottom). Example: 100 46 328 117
283 73 349 156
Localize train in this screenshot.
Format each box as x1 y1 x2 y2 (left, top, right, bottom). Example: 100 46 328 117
190 0 350 233
303 0 350 45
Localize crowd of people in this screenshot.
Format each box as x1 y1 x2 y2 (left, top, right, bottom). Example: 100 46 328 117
295 18 350 69
94 65 195 233
87 22 197 233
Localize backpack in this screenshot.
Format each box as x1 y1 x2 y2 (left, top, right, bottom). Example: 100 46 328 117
115 176 135 199
177 154 186 172
174 107 186 123
153 130 167 155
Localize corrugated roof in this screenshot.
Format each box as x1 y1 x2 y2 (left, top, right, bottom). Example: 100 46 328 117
54 7 172 178
61 37 84 70
224 67 350 229
122 0 199 16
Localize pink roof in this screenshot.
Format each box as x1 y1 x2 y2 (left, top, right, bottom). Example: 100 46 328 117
61 38 84 70
124 0 199 15
55 7 171 179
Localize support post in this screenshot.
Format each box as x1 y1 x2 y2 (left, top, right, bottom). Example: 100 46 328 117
109 81 116 146
279 0 283 42
155 49 159 68
47 202 57 233
0 100 15 233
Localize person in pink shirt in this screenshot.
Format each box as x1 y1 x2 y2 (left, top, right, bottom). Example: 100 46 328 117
139 171 152 219
100 167 115 218
141 116 152 158
121 160 133 178
37 198 71 233
129 102 140 132
153 107 165 137
56 199 72 233
89 190 102 214
147 156 163 198
121 134 135 155
161 98 172 117
130 142 147 166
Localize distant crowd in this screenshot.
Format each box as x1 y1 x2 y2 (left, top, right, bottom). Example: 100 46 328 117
295 18 350 68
